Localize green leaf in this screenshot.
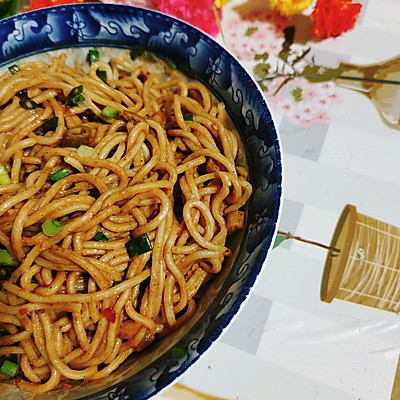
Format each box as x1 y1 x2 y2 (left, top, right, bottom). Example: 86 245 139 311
245 26 258 36
278 51 289 63
291 87 303 102
301 65 342 83
273 233 289 248
254 52 269 62
253 63 271 79
257 80 269 92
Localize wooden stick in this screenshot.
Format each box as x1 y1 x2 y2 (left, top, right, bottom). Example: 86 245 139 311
278 230 341 253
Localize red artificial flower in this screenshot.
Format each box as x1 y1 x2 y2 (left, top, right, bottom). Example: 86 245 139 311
310 0 362 40
26 0 85 12
154 0 222 37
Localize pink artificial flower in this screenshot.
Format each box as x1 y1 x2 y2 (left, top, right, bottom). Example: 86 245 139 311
154 0 222 37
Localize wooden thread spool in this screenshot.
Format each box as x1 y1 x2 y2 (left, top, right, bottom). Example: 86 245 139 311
321 204 400 313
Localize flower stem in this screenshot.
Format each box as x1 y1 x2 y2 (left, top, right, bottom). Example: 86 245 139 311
336 75 400 85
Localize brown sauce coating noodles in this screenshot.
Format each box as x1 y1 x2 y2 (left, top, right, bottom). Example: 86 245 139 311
0 49 252 393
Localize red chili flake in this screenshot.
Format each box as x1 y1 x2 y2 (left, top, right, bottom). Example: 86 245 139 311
63 106 71 114
19 308 28 315
102 307 116 323
62 383 72 389
89 136 97 147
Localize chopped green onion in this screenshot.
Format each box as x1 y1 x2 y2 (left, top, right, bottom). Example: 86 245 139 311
8 64 19 74
66 183 75 190
65 85 85 106
183 113 194 121
16 89 27 98
1 360 19 377
77 145 95 158
126 234 152 258
87 49 99 65
0 164 11 185
19 99 39 110
35 131 44 136
144 51 156 62
129 45 156 62
170 346 186 360
166 59 178 70
96 69 107 83
0 266 12 280
101 106 118 119
43 117 58 128
49 168 70 183
41 219 63 237
130 45 146 60
0 174 11 185
0 249 16 268
158 55 178 70
72 93 85 106
93 231 108 242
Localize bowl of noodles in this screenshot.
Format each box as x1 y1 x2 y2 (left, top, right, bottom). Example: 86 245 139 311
0 3 282 399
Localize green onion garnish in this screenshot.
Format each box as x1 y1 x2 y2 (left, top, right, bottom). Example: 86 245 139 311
19 99 39 110
43 117 58 128
41 219 63 237
101 106 118 119
77 145 94 158
93 231 108 242
36 132 44 136
126 234 152 258
49 168 70 183
0 266 12 280
72 93 85 105
183 114 194 121
170 346 186 360
8 64 19 74
87 49 99 65
65 85 85 106
166 60 178 70
130 45 146 60
96 69 107 83
0 249 16 268
144 51 156 62
16 89 27 98
1 360 19 377
0 164 11 185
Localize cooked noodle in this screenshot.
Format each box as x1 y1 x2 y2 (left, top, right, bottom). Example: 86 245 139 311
0 48 252 393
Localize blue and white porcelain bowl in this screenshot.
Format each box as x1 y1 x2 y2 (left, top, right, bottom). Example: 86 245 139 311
0 4 282 399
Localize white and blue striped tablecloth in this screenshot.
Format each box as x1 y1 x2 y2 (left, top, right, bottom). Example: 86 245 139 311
154 0 400 398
